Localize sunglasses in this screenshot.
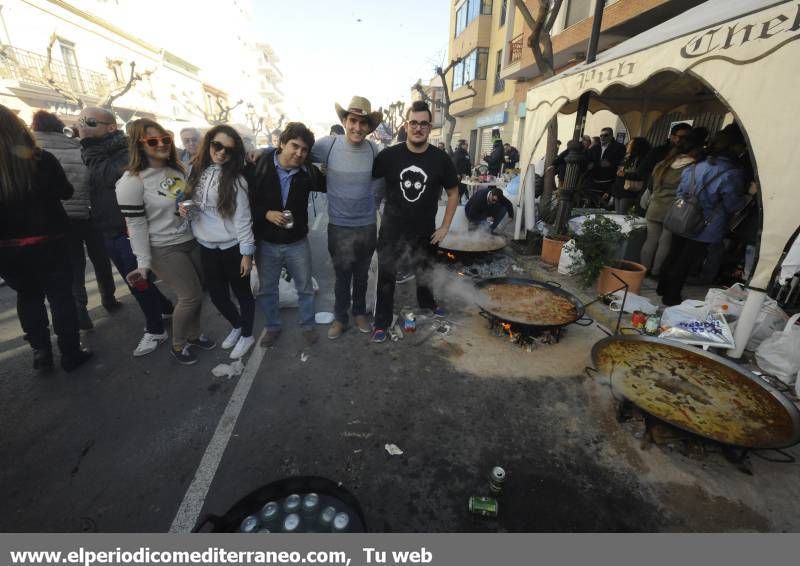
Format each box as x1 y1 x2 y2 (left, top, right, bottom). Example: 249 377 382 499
78 116 113 128
141 135 173 147
408 120 431 129
600 133 611 137
210 140 236 153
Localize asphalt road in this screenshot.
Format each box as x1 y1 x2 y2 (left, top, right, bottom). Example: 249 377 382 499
2 198 798 532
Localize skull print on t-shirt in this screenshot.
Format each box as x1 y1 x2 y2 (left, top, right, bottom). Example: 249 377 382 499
399 165 428 202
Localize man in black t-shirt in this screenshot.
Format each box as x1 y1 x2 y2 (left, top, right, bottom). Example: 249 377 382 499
370 100 460 343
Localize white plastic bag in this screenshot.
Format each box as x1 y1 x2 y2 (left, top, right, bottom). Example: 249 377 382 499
557 239 584 275
754 313 800 384
609 289 658 315
704 284 788 350
660 300 735 348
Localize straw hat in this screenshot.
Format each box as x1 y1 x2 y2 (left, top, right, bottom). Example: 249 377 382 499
334 96 383 133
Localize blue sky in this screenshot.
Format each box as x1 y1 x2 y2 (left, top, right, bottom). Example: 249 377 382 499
253 0 451 130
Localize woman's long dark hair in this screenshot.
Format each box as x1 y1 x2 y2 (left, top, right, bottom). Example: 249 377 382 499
0 104 41 204
186 125 246 218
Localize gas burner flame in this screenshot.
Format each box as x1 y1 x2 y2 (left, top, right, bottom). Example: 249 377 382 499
501 322 516 341
446 252 456 260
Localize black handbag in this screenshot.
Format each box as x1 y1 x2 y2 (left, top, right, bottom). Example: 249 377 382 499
663 165 727 237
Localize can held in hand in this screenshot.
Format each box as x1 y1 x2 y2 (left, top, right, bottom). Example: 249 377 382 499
180 200 197 220
488 466 506 495
468 495 498 517
282 210 294 229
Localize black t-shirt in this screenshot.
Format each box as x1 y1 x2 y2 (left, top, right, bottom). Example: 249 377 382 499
372 143 459 235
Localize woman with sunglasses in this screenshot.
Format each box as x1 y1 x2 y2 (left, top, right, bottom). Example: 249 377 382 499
116 119 215 365
183 126 256 360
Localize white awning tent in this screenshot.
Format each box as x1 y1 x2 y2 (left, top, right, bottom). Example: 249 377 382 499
516 0 800 290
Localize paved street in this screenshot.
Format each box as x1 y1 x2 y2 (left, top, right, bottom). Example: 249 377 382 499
2 200 800 532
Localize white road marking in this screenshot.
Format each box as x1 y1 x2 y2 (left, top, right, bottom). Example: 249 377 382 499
169 330 267 533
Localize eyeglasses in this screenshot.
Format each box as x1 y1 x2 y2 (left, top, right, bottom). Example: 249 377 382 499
78 116 113 128
141 135 173 147
210 140 235 153
408 120 431 130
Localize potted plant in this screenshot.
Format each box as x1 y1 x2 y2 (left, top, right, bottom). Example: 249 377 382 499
536 194 570 265
568 215 647 294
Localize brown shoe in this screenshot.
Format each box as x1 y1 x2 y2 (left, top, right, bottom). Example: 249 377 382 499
327 321 346 340
354 315 371 333
260 329 281 348
303 328 319 346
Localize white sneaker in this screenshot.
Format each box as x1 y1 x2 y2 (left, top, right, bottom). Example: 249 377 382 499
133 331 168 357
230 335 255 359
222 327 242 349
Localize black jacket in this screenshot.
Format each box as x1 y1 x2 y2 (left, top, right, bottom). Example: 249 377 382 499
0 150 73 242
504 147 520 168
80 131 129 237
465 187 514 221
484 141 505 175
452 147 471 177
588 140 626 184
248 149 326 244
637 141 672 189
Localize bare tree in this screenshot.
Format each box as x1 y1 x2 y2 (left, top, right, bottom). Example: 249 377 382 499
412 57 476 152
191 96 244 126
101 60 153 109
382 101 405 141
517 0 564 203
42 33 85 108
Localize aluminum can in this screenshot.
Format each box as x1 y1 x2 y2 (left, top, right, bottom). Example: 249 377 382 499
282 210 294 229
318 506 336 530
239 515 260 533
301 493 320 515
259 501 280 525
332 511 350 532
403 312 416 333
488 466 506 495
283 493 301 513
645 314 661 335
180 200 197 220
631 311 647 330
282 513 301 533
468 495 498 517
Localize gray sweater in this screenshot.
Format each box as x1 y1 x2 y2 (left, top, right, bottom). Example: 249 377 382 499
310 135 383 227
33 131 91 219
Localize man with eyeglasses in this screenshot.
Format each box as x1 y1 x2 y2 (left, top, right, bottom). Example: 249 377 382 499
370 100 460 343
587 127 626 207
77 107 175 357
179 127 201 167
310 96 384 340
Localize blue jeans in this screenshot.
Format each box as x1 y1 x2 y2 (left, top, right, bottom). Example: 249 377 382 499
256 238 315 331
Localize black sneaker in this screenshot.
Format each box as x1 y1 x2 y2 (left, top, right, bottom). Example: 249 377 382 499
187 334 216 350
171 345 198 365
102 299 124 313
33 348 54 372
61 348 93 372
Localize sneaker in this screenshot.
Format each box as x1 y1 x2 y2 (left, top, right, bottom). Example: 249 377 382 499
303 328 319 346
102 299 123 313
33 348 54 372
187 334 216 350
354 315 371 334
396 271 415 284
78 310 94 331
133 331 168 357
230 335 255 359
433 306 447 318
222 327 242 349
171 345 198 365
371 329 387 343
260 329 281 348
327 321 346 340
61 348 93 372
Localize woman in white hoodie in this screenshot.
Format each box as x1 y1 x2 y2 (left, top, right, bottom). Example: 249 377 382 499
184 126 256 360
116 119 215 365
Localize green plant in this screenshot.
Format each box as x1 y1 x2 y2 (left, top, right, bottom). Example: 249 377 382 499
568 215 628 287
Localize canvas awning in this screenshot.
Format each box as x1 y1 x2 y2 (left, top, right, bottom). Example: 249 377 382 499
518 0 800 289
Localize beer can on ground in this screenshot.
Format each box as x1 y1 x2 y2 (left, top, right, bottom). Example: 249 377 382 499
645 314 661 335
282 210 294 229
488 466 506 495
332 511 350 532
403 312 416 333
302 493 320 515
259 501 280 525
283 494 301 513
282 513 301 533
239 515 260 533
468 496 499 517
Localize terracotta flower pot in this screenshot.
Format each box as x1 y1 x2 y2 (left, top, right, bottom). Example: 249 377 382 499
541 235 569 266
597 260 647 295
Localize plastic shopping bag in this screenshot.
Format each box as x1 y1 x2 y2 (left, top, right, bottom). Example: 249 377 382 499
659 300 735 348
557 239 584 275
754 313 800 384
705 284 788 350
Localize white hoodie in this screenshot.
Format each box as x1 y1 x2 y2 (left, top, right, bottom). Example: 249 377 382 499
190 164 255 256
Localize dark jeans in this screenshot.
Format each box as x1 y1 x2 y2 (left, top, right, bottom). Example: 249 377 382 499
0 238 81 355
327 223 377 324
374 223 437 330
67 218 116 314
104 233 170 334
200 245 255 337
657 235 709 306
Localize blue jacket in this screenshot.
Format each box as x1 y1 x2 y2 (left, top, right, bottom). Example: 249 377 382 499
676 156 745 244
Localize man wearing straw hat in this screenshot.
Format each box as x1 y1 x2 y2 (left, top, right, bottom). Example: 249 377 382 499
310 96 384 340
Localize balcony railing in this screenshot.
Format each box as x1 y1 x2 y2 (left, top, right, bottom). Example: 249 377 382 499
508 33 524 64
0 45 110 98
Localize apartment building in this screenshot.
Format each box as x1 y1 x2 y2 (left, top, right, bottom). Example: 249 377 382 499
447 0 707 163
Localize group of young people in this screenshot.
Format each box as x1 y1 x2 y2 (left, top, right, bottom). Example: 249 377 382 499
0 96 461 372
